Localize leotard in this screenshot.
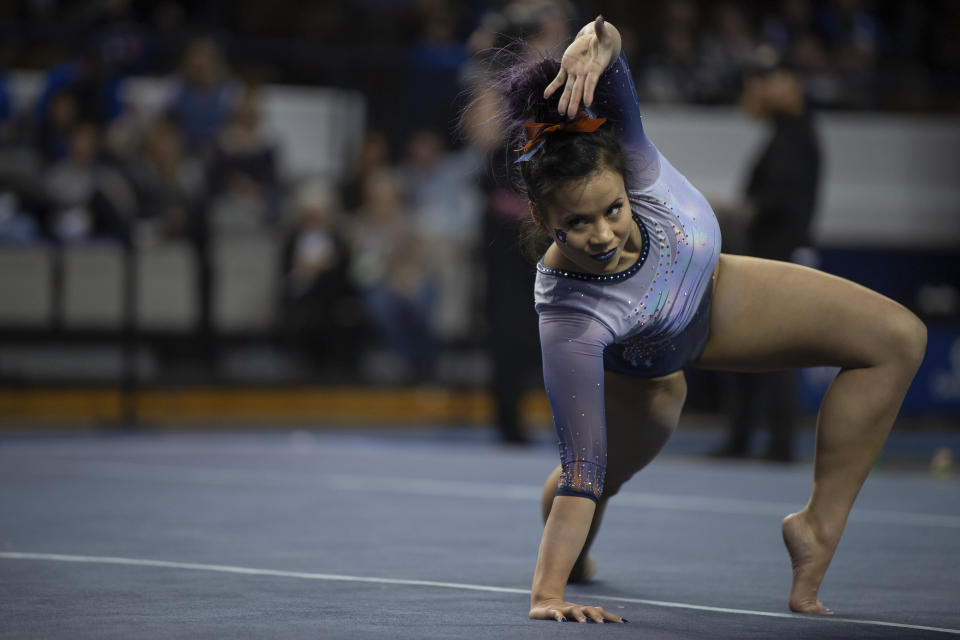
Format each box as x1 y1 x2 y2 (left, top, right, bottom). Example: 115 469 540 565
535 52 722 502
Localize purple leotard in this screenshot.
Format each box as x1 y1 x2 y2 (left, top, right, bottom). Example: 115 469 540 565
535 52 722 502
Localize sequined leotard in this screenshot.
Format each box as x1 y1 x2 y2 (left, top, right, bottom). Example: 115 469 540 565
535 52 722 502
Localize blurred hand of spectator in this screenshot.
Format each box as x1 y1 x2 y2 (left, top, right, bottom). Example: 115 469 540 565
287 180 343 297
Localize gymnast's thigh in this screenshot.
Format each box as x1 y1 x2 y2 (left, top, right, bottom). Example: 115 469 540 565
602 369 686 494
694 253 924 372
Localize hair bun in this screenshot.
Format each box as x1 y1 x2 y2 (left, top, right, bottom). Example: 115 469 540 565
501 58 563 129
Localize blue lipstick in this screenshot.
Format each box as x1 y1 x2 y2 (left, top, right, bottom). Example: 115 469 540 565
592 248 617 261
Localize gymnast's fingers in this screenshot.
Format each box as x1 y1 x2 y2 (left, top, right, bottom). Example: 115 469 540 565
557 70 575 116
565 73 585 118
601 607 627 623
529 603 568 622
570 606 590 623
584 606 605 623
544 67 567 99
584 605 617 624
583 71 599 108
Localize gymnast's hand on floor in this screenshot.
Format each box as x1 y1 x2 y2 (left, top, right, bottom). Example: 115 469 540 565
529 598 627 623
544 15 622 119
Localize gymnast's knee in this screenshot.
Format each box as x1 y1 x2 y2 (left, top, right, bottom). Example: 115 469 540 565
602 430 674 499
884 309 927 372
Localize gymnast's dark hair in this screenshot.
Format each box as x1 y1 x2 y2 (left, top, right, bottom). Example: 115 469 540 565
484 56 630 258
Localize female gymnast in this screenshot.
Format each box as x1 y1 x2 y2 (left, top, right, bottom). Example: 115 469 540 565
493 16 927 624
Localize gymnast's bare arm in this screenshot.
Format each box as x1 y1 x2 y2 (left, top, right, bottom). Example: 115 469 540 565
528 496 625 623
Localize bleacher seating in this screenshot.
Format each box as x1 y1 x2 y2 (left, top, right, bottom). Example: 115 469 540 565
211 235 280 333
135 241 197 331
0 245 54 328
62 242 125 329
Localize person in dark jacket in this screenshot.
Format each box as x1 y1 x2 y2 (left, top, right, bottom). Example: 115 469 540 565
717 49 821 461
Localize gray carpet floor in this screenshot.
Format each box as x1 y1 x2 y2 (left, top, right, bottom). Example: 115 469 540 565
1 425 958 639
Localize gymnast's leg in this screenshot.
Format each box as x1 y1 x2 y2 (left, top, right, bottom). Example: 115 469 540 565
540 369 687 582
694 254 926 613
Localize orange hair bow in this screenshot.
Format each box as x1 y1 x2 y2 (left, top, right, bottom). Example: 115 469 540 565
514 110 607 162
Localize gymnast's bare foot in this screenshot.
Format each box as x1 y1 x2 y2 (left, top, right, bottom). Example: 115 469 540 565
568 555 596 583
782 511 835 614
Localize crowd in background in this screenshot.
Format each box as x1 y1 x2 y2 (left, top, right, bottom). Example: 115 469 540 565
3 0 958 121
0 0 957 385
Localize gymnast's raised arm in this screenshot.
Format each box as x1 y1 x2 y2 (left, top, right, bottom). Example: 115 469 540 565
546 16 658 189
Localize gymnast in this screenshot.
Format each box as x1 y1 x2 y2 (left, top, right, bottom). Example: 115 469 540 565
491 16 927 624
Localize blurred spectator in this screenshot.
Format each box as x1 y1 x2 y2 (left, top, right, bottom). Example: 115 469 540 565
0 192 40 243
0 74 12 136
715 50 821 462
740 51 820 261
466 0 574 61
759 0 875 108
790 32 844 107
31 35 130 166
35 90 81 163
341 129 391 212
406 3 470 131
33 50 125 130
397 128 482 339
207 83 280 232
641 0 702 103
83 0 150 75
522 0 576 56
817 0 881 108
43 121 136 242
698 2 756 104
127 114 205 244
281 179 362 370
817 0 880 65
166 36 239 154
3 0 956 114
466 104 541 443
761 0 815 56
459 1 574 443
348 169 439 380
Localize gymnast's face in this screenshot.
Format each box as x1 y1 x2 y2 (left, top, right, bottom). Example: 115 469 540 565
535 167 638 276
